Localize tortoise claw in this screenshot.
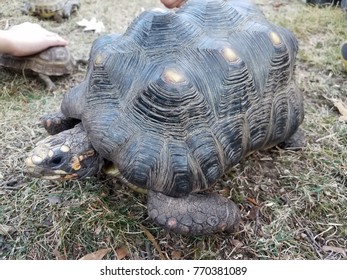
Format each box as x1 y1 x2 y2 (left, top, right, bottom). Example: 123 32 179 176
40 112 80 135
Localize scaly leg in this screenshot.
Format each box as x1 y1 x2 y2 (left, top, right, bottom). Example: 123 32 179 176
147 190 241 235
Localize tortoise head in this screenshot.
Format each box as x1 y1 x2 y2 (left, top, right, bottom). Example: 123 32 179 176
25 124 103 180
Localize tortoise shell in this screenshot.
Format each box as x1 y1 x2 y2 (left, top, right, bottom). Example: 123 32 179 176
22 0 80 20
62 0 304 198
0 46 75 89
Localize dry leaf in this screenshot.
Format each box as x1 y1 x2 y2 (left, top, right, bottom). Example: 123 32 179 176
219 187 230 197
332 100 347 122
94 226 102 235
322 245 346 257
115 246 129 260
246 197 260 206
79 248 111 260
171 250 182 260
272 2 284 8
77 17 105 33
323 96 347 122
231 239 243 249
53 249 66 260
248 205 259 221
0 224 16 235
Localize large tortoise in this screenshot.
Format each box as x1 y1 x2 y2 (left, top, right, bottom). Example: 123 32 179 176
25 0 304 235
22 0 80 22
0 46 75 90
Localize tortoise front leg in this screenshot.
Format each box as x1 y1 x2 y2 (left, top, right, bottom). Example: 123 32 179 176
147 191 241 235
38 73 56 91
280 128 305 150
41 112 80 135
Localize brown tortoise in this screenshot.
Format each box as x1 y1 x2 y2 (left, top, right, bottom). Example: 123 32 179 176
22 0 80 22
25 0 304 235
0 46 75 90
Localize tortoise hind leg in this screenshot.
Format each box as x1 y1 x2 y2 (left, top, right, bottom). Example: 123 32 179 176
147 190 241 235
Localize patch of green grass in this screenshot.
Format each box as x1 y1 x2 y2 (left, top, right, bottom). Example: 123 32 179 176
264 3 347 73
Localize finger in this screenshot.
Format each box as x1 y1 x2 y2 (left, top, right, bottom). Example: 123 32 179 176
46 34 68 45
161 0 184 8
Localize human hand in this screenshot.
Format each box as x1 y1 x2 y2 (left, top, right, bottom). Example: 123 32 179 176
0 22 67 56
160 0 186 8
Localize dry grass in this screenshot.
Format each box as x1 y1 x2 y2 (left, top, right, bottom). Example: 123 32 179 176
0 0 346 260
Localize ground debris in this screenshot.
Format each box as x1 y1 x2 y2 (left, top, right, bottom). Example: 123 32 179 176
323 96 347 122
0 224 16 235
79 248 111 260
321 245 347 257
77 17 105 33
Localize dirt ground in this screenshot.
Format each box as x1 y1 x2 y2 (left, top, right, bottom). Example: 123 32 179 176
0 0 346 260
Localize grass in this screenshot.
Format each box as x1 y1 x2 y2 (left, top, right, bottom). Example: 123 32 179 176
0 0 346 260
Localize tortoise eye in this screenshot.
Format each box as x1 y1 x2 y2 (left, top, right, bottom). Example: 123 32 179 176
50 155 63 166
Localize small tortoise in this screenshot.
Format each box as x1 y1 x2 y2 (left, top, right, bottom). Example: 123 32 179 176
0 46 75 90
22 0 80 22
25 0 304 235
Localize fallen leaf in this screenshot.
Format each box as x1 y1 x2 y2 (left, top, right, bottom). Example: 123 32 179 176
322 245 346 257
323 96 347 122
272 2 284 8
171 250 182 260
140 224 167 260
77 17 105 33
231 239 243 249
219 187 230 197
248 205 259 221
0 224 16 235
53 249 66 260
332 100 347 122
94 226 102 235
246 197 260 206
115 246 129 260
79 248 111 260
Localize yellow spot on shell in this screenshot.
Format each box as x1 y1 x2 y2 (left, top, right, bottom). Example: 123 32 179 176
32 155 43 165
48 150 54 158
60 145 70 153
163 68 186 84
94 53 105 65
269 31 282 45
222 47 239 63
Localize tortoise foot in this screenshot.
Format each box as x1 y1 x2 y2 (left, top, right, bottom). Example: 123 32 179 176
280 128 306 150
147 191 241 235
40 112 80 135
38 73 56 91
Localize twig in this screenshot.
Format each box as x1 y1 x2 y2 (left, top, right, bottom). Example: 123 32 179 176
140 224 167 260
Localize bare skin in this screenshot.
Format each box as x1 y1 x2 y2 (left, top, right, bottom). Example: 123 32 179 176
161 0 186 8
0 22 67 56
